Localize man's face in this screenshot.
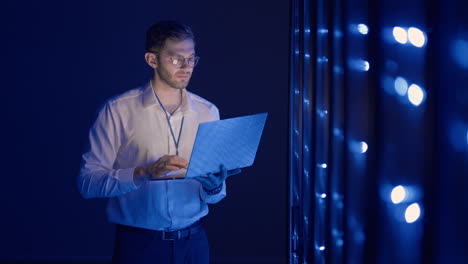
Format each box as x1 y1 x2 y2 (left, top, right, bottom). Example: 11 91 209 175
156 38 196 90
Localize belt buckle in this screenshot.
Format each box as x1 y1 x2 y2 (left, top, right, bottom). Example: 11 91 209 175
162 230 181 240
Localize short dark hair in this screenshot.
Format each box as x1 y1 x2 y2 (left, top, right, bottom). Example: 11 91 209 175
145 21 194 52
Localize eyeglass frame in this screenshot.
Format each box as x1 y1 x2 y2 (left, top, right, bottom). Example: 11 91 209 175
149 50 200 68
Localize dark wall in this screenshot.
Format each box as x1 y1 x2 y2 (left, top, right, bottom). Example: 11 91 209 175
2 0 289 263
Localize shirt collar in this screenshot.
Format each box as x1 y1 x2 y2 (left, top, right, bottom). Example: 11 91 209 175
142 81 197 115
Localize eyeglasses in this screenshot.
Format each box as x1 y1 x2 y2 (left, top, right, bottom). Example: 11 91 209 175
168 55 200 68
150 51 200 68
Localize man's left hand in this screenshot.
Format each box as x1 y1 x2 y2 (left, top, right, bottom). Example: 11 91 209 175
194 164 241 193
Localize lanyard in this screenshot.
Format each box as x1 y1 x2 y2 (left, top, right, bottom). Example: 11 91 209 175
154 91 185 156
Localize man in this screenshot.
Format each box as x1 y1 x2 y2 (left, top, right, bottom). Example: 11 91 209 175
78 21 240 264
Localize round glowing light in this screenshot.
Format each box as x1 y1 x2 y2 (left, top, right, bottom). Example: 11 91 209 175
319 246 325 251
408 27 426 47
405 203 421 223
357 24 369 35
320 163 327 168
393 27 408 44
391 185 406 204
336 239 343 246
321 193 327 198
363 61 370 71
394 77 408 96
407 84 425 106
360 141 368 153
349 59 370 71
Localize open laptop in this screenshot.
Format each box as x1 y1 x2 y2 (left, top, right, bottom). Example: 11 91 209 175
150 112 268 180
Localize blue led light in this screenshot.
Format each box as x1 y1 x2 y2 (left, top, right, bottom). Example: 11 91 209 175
354 231 365 243
449 121 468 152
336 239 344 247
393 27 408 44
333 128 342 137
318 56 329 63
357 24 369 35
333 65 343 73
318 163 327 168
407 84 426 106
318 28 329 34
317 109 328 118
349 140 368 154
363 61 370 71
360 141 368 153
334 30 343 38
349 59 370 71
408 27 426 47
405 203 422 223
391 185 406 204
394 77 408 96
452 39 468 68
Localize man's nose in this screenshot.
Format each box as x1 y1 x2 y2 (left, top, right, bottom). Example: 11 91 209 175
180 61 190 68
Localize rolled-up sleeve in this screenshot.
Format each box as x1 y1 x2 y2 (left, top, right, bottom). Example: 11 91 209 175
199 181 227 204
78 102 137 199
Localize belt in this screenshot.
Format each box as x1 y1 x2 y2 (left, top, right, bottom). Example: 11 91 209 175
117 221 203 240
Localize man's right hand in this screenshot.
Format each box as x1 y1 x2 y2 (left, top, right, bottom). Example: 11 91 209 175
133 155 188 184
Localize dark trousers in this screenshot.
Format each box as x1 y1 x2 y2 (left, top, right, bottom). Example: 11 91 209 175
112 223 210 264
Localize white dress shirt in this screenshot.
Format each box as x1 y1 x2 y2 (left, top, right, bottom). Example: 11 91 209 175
78 81 226 231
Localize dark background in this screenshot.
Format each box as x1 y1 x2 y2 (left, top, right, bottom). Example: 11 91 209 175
2 0 289 263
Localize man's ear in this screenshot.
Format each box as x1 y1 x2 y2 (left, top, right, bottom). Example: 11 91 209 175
144 52 158 69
